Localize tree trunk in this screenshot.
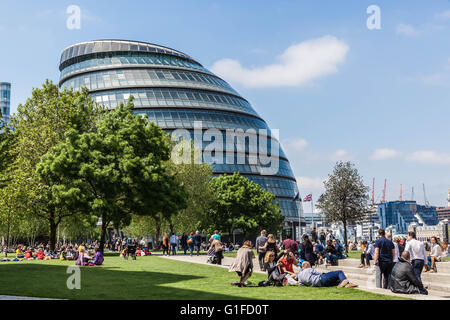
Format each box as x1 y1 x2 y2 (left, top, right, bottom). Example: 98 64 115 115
343 220 348 253
49 220 57 251
99 215 108 253
155 224 161 250
5 218 11 258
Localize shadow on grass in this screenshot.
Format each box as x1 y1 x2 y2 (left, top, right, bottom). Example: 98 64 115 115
0 262 246 300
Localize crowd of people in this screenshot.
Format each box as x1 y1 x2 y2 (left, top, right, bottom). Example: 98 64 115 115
356 228 449 295
0 242 104 266
228 229 357 288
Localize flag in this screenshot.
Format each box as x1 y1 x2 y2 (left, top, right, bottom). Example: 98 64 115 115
303 194 312 202
293 192 300 201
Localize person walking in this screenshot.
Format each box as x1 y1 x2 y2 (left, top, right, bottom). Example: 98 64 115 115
187 232 195 256
194 231 202 256
373 228 395 289
180 233 188 255
404 231 427 282
256 230 268 271
170 233 178 256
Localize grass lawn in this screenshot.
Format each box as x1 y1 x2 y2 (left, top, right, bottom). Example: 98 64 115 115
0 254 406 300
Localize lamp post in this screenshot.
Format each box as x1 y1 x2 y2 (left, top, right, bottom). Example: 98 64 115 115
440 219 448 243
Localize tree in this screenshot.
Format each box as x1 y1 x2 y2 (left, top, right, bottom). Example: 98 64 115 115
205 173 284 237
166 142 214 234
0 125 15 188
38 101 187 251
316 161 370 251
10 80 102 250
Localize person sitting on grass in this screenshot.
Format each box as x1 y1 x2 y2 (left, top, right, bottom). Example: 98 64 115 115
229 240 254 287
297 261 358 288
36 248 45 260
325 240 339 266
91 247 104 266
76 247 93 266
60 246 68 260
24 248 33 260
279 249 298 282
263 251 285 285
390 251 428 295
16 245 25 259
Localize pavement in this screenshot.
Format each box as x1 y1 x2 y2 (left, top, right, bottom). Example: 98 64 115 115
161 253 450 300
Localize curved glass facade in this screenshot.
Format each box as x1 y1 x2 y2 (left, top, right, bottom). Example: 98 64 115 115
59 40 303 219
0 82 11 125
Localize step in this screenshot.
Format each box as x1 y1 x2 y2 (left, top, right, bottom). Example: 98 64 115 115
316 266 450 294
336 258 450 272
344 279 450 300
318 265 450 285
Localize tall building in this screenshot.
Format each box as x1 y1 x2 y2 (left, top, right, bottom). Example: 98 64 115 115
58 40 304 227
0 82 11 125
437 207 450 221
377 200 439 234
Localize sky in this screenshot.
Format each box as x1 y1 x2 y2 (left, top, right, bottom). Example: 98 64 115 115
0 0 449 208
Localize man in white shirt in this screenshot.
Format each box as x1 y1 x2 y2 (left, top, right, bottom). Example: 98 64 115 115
404 231 427 282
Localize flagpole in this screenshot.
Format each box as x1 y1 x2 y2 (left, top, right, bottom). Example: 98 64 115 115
311 195 314 232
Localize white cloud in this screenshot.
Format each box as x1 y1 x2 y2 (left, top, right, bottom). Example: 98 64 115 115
282 138 308 152
396 24 420 37
405 150 450 165
210 35 349 88
370 148 401 160
296 176 325 191
330 149 353 162
435 10 450 20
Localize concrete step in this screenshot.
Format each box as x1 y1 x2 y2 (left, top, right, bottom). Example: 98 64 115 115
343 279 450 300
316 266 450 294
336 258 450 272
318 265 450 285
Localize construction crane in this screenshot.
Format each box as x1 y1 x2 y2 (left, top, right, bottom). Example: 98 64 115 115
422 183 430 207
372 177 375 205
382 179 387 203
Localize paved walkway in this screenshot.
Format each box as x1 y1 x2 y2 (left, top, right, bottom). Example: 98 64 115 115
160 254 450 300
0 295 60 300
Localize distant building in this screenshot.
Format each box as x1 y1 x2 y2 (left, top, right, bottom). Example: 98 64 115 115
377 201 439 234
408 222 449 242
0 82 11 125
437 207 450 222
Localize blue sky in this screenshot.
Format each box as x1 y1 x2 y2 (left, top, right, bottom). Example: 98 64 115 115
1 0 449 207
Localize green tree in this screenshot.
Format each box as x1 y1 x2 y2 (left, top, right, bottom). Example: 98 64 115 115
10 80 102 250
0 125 15 188
205 173 284 237
38 101 187 251
166 142 214 234
316 161 370 251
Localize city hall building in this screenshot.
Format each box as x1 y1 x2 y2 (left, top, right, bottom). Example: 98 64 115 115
58 40 304 229
0 82 11 125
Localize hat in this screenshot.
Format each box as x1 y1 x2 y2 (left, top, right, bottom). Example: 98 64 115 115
190 232 194 235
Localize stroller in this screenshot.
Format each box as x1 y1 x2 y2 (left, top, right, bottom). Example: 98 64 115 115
206 247 223 265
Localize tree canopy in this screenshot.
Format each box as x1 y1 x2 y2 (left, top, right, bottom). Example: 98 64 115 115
316 161 369 250
37 100 187 250
204 173 284 237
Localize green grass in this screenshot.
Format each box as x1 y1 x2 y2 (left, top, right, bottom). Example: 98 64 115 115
0 254 406 300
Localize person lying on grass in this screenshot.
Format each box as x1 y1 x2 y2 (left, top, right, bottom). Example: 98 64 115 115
297 261 358 288
229 240 254 287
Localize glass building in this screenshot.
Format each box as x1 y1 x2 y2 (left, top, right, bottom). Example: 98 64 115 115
0 82 11 125
58 40 304 224
377 200 439 234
